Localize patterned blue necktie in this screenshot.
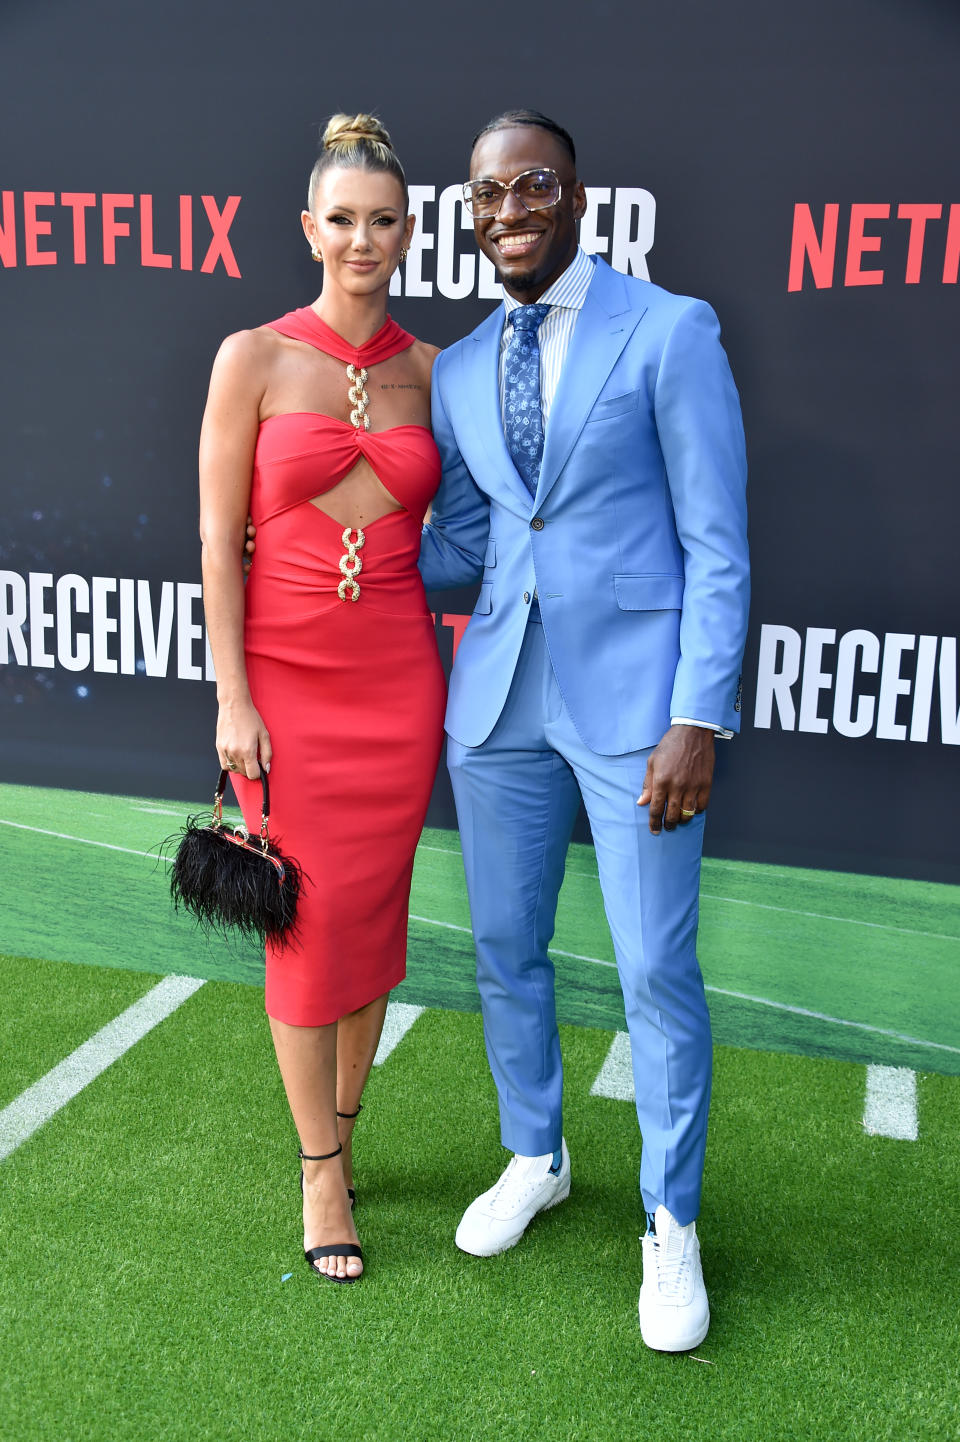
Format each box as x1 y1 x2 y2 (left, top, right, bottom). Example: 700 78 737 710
503 303 550 495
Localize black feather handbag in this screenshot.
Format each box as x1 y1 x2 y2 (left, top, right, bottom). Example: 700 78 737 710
165 769 303 947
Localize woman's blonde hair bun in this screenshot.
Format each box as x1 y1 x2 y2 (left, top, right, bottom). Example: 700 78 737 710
322 112 396 157
308 112 407 210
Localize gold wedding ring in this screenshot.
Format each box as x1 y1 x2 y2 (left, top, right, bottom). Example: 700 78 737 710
680 807 697 817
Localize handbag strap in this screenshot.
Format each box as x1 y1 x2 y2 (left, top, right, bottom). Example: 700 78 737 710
215 767 270 816
214 767 271 846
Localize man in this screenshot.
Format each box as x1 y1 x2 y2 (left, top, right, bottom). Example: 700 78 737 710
418 109 749 1353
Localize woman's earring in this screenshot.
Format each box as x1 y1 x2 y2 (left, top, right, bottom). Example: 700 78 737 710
399 247 408 263
311 246 323 263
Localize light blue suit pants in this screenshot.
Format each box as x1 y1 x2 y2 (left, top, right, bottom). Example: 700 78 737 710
447 615 712 1225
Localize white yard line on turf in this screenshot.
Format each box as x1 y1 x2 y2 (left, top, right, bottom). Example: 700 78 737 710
0 976 205 1162
706 986 960 1057
409 913 472 933
373 1003 425 1066
552 946 617 965
593 1039 925 1135
590 1032 635 1101
698 891 960 944
863 1065 919 1140
0 818 161 861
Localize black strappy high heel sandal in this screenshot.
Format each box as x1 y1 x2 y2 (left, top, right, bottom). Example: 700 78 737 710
298 1143 363 1284
337 1104 363 1211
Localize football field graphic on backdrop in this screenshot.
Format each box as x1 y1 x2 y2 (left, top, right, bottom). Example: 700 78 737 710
2 782 957 1077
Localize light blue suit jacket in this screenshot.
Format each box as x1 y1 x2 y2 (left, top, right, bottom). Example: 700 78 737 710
419 256 750 756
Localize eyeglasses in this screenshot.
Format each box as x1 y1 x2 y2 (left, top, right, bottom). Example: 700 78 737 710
461 168 562 219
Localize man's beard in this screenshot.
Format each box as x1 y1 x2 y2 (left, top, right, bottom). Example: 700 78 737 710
495 263 541 296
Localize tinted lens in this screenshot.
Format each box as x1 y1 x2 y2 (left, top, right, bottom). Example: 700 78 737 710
463 181 506 217
514 170 560 210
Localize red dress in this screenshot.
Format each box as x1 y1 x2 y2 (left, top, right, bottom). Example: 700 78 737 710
230 309 446 1026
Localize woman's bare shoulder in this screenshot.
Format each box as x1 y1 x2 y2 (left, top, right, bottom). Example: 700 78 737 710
409 337 441 362
208 326 285 400
406 337 442 381
214 325 284 368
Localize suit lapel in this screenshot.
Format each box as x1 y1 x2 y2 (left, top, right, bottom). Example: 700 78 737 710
535 260 647 508
456 309 532 508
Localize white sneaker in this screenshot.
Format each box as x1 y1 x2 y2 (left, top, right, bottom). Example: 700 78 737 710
455 1141 571 1257
638 1204 710 1352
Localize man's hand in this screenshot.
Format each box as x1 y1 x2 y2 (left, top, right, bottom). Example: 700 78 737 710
242 516 256 577
637 724 715 835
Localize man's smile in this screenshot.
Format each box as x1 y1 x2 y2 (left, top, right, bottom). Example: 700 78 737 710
491 230 544 256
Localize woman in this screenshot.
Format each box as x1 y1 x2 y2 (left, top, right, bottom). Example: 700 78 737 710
198 114 446 1283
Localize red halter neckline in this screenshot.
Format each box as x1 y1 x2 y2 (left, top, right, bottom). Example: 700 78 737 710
267 308 415 367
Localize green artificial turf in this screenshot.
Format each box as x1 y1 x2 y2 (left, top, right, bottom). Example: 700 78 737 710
0 958 957 1441
0 954 160 1111
1 781 959 1073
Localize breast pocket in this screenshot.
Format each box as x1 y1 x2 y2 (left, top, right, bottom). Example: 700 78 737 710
585 390 641 423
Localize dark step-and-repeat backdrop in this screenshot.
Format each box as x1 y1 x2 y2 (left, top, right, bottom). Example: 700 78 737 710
2 0 958 886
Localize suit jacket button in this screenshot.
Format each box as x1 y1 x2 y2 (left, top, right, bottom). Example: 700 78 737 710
523 592 531 604
531 517 544 531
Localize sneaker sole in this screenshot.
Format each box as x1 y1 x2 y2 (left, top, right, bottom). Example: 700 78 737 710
638 1304 710 1353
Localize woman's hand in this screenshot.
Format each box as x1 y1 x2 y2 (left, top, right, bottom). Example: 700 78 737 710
242 516 256 577
216 697 272 780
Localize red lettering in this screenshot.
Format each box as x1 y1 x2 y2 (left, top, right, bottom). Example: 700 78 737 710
0 191 14 266
943 204 960 284
442 612 470 663
102 193 134 265
60 192 96 264
897 203 942 283
845 204 889 286
0 189 246 278
787 203 839 292
199 195 241 278
24 191 56 266
179 195 193 270
139 194 173 268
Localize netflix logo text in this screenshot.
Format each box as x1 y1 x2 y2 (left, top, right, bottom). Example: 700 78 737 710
787 203 960 292
0 192 242 276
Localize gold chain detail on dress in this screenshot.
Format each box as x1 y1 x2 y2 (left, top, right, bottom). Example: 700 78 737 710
337 526 365 601
346 362 371 431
